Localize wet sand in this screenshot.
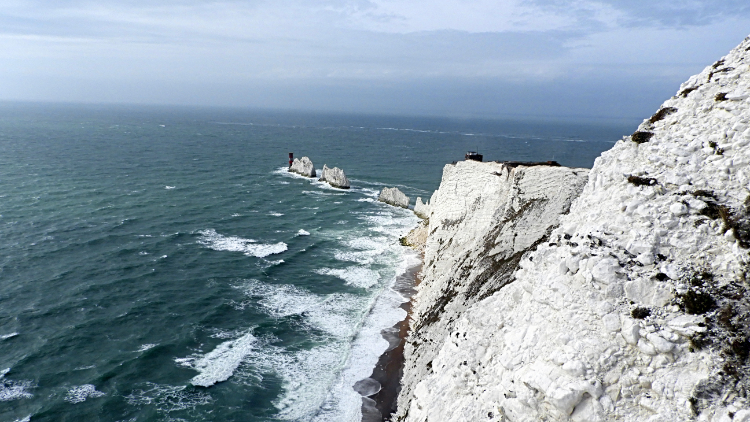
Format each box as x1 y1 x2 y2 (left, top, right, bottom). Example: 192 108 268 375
358 261 422 421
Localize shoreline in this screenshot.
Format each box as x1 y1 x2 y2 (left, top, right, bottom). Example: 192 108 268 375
358 259 422 422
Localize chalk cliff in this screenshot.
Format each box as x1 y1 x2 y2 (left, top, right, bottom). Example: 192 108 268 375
396 160 589 419
396 36 750 422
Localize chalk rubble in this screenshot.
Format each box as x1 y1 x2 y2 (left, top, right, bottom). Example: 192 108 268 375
318 164 350 189
379 187 410 208
396 35 750 422
288 156 316 177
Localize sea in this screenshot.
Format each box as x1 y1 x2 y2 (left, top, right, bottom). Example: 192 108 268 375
0 102 634 422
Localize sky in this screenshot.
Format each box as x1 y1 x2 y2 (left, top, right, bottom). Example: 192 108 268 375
1 1 750 120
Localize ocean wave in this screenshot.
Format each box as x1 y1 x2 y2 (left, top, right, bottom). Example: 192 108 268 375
137 343 157 352
235 280 362 339
296 229 310 236
64 384 105 404
176 331 257 387
125 382 213 413
1 332 18 341
269 343 346 421
0 369 34 402
315 267 381 289
197 229 287 258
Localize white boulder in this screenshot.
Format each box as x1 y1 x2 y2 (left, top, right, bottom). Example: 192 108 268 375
378 187 410 208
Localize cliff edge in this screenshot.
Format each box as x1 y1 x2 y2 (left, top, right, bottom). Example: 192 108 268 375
397 36 750 422
396 160 589 420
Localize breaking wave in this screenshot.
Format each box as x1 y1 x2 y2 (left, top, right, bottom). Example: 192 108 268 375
197 229 287 258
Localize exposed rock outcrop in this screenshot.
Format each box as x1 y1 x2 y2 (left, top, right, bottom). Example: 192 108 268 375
396 160 589 420
379 187 410 208
396 36 750 422
318 164 350 189
288 156 316 177
413 197 431 219
401 219 429 252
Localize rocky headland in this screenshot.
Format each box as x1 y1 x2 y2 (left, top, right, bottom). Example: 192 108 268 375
393 36 750 422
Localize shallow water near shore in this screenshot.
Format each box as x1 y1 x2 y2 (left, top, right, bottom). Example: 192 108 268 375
0 103 632 421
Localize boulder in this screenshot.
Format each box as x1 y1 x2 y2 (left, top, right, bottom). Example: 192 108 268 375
378 187 410 208
318 164 350 189
288 156 316 177
414 197 431 219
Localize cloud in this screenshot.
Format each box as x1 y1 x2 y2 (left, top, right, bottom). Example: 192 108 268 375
526 0 750 28
0 1 749 118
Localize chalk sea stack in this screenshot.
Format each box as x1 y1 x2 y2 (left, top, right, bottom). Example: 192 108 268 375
413 197 431 219
288 156 316 177
378 187 410 208
318 164 350 189
394 36 750 421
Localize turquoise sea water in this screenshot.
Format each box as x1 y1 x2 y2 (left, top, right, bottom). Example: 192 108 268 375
0 103 633 421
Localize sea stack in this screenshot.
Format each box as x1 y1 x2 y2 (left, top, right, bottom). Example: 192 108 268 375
378 187 410 208
318 164 350 189
413 197 431 219
395 36 750 421
288 156 316 177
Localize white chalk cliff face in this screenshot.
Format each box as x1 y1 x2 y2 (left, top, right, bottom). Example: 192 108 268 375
396 160 589 419
397 36 750 422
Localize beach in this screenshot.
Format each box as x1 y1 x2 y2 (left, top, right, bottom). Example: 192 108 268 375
359 261 422 421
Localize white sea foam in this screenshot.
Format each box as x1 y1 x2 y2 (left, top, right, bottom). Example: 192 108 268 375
1 332 18 341
137 343 157 352
0 369 34 402
64 384 105 403
315 267 381 289
125 382 213 413
13 416 30 422
177 331 257 387
358 198 375 202
268 212 284 217
296 229 310 236
236 280 362 339
197 229 287 258
138 251 149 256
269 343 346 421
359 187 380 198
165 186 175 190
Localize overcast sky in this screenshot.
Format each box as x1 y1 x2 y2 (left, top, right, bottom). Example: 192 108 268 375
1 1 749 120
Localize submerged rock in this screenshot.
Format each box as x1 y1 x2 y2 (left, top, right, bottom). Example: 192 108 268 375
288 156 316 177
378 187 410 208
414 197 431 219
318 164 350 189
